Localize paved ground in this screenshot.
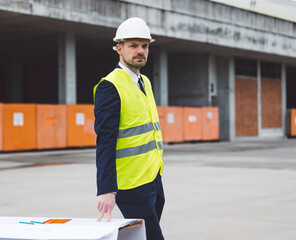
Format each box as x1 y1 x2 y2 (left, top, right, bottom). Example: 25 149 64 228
1 139 296 240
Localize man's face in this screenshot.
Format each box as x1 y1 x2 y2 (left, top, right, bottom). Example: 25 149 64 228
117 39 150 72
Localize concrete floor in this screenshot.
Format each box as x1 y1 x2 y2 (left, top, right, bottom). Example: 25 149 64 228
1 139 296 240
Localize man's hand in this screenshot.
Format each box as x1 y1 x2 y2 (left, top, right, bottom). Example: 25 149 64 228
97 192 116 222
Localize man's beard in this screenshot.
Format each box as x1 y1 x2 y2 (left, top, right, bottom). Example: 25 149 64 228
123 55 147 70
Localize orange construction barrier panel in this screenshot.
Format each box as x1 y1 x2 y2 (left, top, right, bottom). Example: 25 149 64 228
67 104 96 147
163 106 184 143
36 104 67 149
291 109 296 136
201 107 219 141
3 104 36 151
157 106 165 140
287 109 296 136
0 103 3 151
290 109 296 136
183 107 202 141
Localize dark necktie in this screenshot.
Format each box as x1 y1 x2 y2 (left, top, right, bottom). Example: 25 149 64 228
138 77 146 95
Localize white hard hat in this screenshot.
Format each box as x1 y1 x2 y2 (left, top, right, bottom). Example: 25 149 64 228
113 17 155 43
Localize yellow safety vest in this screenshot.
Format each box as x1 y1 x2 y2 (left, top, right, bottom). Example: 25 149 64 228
93 68 164 190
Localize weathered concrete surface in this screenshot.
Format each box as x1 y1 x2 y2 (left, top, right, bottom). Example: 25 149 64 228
211 0 296 23
169 53 209 107
0 0 295 58
212 56 232 141
1 139 296 239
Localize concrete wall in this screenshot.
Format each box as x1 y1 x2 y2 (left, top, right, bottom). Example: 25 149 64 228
0 37 58 103
76 38 117 104
168 53 209 106
0 0 295 59
212 56 231 141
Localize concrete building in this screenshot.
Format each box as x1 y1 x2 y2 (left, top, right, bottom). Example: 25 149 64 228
0 0 295 141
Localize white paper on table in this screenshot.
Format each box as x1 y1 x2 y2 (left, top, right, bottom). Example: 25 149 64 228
0 217 143 240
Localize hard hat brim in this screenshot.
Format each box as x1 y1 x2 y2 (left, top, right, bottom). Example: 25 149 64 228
113 37 155 43
112 38 155 51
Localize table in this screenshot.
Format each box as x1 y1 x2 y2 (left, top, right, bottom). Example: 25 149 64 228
0 217 146 240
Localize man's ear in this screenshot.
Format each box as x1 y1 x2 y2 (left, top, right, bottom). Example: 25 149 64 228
116 44 122 55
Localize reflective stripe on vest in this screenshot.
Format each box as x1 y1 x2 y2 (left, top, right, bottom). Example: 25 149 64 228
154 122 161 131
157 140 163 150
118 121 161 139
116 140 163 159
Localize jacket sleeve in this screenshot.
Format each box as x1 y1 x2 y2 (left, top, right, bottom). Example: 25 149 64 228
94 80 120 196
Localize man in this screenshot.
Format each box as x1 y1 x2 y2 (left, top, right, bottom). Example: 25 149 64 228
93 17 165 240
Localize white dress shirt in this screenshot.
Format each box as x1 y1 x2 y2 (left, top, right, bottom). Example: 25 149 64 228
118 62 142 89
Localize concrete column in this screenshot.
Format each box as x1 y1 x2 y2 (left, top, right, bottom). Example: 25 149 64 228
229 57 235 141
212 56 231 141
257 60 262 137
281 64 287 138
153 47 168 106
153 49 160 105
7 59 22 103
208 54 218 106
58 32 76 104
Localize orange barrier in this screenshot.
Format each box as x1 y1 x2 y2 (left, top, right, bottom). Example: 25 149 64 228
287 109 296 136
157 106 165 140
201 107 219 141
36 105 67 149
0 103 3 151
3 104 36 151
67 104 96 147
0 104 220 152
183 107 202 141
163 107 184 143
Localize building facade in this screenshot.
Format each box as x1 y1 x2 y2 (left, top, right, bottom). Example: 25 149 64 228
0 0 295 141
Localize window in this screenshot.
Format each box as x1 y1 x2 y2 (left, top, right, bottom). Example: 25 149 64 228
235 58 257 77
261 61 281 80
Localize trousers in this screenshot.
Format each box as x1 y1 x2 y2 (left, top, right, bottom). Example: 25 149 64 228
116 173 165 240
